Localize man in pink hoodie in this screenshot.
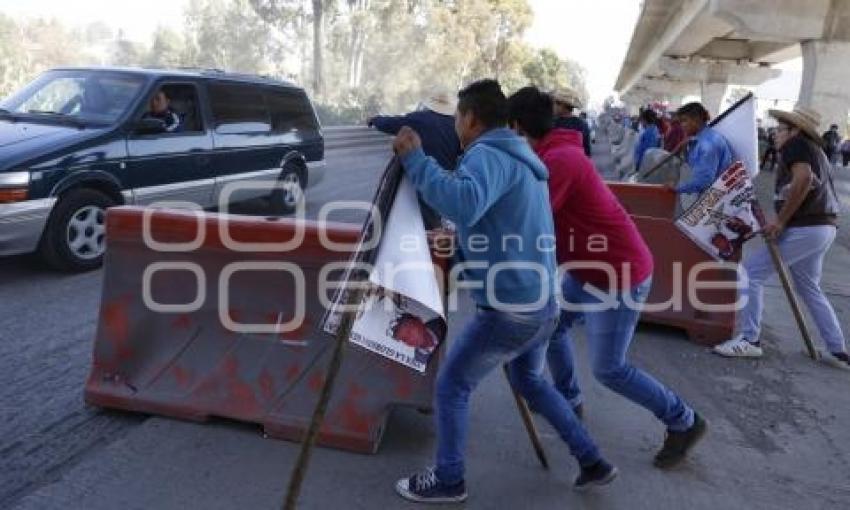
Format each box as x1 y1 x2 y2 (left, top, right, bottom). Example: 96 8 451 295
507 87 707 469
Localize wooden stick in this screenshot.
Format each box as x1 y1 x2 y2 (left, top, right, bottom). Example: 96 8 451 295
765 239 819 360
284 159 403 509
283 283 366 510
502 364 549 470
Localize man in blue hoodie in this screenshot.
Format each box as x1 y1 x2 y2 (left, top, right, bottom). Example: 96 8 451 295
391 80 616 504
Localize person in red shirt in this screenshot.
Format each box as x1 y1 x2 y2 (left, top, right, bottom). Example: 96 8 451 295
507 87 707 469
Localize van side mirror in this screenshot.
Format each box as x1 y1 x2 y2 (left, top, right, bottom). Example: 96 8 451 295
134 117 166 135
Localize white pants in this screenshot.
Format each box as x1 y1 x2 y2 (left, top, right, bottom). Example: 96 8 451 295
737 225 847 353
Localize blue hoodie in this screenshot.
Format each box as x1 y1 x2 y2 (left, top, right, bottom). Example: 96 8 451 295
400 127 557 308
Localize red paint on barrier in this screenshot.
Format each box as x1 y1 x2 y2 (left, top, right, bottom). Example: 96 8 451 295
308 371 325 393
171 314 192 330
394 371 414 400
349 382 367 400
101 297 134 361
172 365 192 388
226 309 243 333
226 378 261 417
284 363 302 384
279 319 310 342
85 206 442 454
258 369 275 401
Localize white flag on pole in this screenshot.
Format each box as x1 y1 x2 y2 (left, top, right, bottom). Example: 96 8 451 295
711 94 760 178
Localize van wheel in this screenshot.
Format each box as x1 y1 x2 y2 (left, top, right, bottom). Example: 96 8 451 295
39 188 114 272
268 165 305 215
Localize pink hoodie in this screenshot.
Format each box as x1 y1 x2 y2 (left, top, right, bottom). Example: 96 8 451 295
535 128 653 290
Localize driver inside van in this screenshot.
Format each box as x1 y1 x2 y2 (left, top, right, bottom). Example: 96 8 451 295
144 90 181 133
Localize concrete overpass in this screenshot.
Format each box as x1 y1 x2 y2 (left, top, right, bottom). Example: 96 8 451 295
616 0 850 129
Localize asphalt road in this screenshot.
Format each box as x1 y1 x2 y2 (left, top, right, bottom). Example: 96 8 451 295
0 141 394 507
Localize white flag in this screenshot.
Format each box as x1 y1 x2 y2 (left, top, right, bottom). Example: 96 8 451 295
712 94 760 178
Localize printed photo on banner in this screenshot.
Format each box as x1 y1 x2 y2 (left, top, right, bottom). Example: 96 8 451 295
323 174 447 373
675 161 766 261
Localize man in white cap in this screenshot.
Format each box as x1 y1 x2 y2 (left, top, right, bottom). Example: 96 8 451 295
552 87 592 157
368 90 462 228
713 105 849 369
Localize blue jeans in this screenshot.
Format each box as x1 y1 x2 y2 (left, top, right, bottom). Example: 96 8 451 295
435 299 601 485
548 274 695 432
738 225 846 353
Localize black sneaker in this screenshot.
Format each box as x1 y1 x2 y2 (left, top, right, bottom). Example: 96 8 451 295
395 467 467 503
654 413 708 469
574 459 618 491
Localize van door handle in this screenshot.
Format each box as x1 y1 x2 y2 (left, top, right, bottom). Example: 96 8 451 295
196 155 211 166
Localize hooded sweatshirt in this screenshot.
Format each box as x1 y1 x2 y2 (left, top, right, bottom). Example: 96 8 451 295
401 127 557 308
536 128 653 290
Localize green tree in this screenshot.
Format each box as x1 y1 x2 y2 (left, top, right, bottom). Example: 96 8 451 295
111 29 147 66
183 0 290 75
0 14 27 97
147 27 186 68
522 47 588 101
249 0 332 96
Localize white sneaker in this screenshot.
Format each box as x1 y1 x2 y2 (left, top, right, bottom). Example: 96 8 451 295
713 336 763 358
820 351 850 371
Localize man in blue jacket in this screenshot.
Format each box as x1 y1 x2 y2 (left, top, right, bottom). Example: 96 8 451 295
634 109 662 171
368 92 462 228
392 79 616 504
667 102 734 195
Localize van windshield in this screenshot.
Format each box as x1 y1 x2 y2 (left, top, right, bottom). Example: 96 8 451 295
0 70 147 126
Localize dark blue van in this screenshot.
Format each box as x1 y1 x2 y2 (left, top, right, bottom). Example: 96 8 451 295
0 67 325 271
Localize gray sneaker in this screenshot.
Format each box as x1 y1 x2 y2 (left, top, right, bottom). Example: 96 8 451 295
821 351 850 371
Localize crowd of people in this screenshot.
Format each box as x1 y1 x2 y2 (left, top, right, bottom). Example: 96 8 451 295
365 79 847 504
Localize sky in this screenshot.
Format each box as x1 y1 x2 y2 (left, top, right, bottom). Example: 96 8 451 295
526 0 642 107
0 0 799 108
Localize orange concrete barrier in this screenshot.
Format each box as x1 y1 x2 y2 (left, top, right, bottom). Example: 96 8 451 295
85 207 446 453
607 182 677 218
608 183 739 345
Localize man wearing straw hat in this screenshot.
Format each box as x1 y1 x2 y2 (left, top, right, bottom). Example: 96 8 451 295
368 90 462 228
552 87 592 157
713 105 849 369
368 90 461 173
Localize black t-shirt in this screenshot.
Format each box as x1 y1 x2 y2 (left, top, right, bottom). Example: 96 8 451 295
776 135 837 227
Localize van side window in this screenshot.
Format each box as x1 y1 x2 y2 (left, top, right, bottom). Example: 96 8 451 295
266 89 318 133
156 83 203 133
209 83 271 134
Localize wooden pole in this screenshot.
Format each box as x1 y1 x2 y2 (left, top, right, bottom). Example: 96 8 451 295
502 364 549 470
765 239 819 360
284 158 404 509
282 283 364 510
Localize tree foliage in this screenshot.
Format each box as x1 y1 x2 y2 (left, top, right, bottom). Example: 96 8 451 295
0 0 589 124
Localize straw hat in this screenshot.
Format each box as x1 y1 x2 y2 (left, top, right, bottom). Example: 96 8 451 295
552 87 582 109
422 90 457 116
768 105 823 144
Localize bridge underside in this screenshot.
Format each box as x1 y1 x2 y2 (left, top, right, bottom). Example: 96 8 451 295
617 0 850 127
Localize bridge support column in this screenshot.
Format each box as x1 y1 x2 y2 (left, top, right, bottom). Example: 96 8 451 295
799 40 850 132
700 82 728 116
